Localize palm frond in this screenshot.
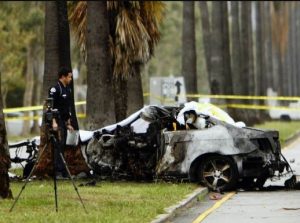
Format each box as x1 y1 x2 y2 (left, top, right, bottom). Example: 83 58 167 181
69 1 165 78
69 1 87 57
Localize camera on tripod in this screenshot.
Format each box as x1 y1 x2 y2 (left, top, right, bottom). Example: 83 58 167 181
44 98 59 128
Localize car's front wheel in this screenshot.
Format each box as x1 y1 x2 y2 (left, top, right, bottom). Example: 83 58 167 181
197 155 238 191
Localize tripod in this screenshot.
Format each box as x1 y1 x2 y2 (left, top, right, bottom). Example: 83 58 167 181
9 129 88 213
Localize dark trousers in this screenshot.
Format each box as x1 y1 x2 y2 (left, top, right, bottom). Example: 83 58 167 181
54 120 67 174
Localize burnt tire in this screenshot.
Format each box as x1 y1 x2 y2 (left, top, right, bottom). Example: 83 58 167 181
197 155 238 191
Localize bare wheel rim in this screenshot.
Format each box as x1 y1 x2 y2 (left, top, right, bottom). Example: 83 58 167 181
201 158 233 190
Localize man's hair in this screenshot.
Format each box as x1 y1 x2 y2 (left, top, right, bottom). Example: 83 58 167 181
58 67 72 78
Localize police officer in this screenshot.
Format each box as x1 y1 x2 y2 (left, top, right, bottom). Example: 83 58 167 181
48 67 74 177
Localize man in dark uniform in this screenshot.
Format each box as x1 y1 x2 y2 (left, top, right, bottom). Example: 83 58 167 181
48 67 74 177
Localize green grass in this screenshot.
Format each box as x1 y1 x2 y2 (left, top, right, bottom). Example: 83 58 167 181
0 180 198 223
253 120 300 146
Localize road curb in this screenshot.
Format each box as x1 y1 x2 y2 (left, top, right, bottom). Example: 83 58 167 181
284 130 300 147
151 187 208 223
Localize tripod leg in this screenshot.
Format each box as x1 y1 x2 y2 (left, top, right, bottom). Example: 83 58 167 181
58 152 88 214
9 144 48 212
53 139 58 212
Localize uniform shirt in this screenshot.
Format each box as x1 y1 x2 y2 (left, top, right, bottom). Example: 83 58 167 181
48 80 72 123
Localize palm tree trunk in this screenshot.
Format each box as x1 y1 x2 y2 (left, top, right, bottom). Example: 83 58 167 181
255 2 270 121
114 78 127 122
38 2 60 174
230 1 243 122
210 2 223 96
199 1 211 76
231 1 243 95
291 3 297 96
127 65 144 116
0 72 12 199
240 2 258 125
296 3 300 95
42 1 60 101
36 1 89 177
221 2 232 96
255 2 264 97
22 44 35 136
57 1 79 130
31 54 43 134
210 1 232 108
264 2 274 90
284 5 292 97
86 1 115 130
182 1 197 101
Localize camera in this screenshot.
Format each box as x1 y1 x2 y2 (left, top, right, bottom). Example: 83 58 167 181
44 98 59 127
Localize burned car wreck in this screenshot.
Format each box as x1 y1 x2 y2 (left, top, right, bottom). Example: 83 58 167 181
82 102 291 191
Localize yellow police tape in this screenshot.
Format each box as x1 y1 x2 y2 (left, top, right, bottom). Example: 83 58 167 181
186 94 300 101
3 101 87 121
3 101 86 114
148 93 300 103
3 94 300 121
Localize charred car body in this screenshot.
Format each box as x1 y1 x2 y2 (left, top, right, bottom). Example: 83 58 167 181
83 102 290 191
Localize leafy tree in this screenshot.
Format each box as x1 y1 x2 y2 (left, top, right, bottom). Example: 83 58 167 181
19 2 44 135
0 2 26 107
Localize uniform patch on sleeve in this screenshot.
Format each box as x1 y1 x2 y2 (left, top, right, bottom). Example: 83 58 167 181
50 87 56 93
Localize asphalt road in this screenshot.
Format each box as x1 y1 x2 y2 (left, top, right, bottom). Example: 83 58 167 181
171 136 300 223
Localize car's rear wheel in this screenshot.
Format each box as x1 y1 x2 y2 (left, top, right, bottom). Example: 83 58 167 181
197 155 238 191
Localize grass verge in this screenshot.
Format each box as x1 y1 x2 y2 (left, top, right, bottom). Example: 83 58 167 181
0 180 198 223
253 120 300 146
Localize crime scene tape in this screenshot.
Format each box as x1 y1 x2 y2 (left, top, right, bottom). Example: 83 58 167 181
3 101 86 114
3 94 300 121
3 101 87 121
185 94 300 101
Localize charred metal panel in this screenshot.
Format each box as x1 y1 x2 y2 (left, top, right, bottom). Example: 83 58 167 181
157 125 259 174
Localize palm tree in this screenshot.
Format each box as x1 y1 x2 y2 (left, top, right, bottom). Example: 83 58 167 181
57 1 79 130
35 1 88 177
230 1 249 122
199 1 211 76
182 1 197 101
0 72 12 199
86 1 115 129
43 1 79 129
209 2 233 99
271 2 289 97
69 1 165 122
42 2 60 101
